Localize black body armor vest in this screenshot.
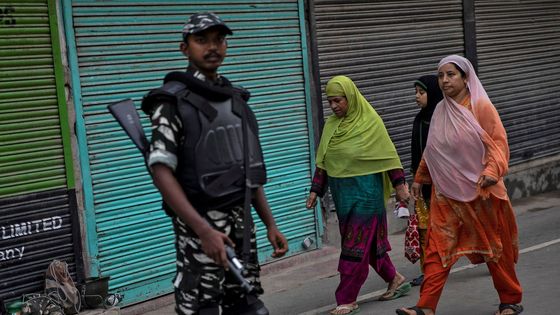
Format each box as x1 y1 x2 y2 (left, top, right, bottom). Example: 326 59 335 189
142 72 267 212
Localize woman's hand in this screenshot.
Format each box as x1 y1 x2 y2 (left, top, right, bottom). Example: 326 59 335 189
478 175 498 188
395 183 410 202
411 182 422 201
267 227 288 258
306 192 318 209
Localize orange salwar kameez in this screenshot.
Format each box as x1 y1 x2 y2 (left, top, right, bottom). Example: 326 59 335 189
413 97 523 311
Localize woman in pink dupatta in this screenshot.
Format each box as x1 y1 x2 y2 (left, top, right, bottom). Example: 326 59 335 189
397 55 523 315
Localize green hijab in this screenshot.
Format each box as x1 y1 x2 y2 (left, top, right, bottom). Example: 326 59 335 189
316 76 403 201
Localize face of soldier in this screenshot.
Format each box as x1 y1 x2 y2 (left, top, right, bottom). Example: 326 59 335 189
181 27 227 79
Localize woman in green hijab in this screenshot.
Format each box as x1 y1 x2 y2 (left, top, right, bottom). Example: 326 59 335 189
306 76 411 315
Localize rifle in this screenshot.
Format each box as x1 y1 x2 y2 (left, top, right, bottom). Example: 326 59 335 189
107 99 256 295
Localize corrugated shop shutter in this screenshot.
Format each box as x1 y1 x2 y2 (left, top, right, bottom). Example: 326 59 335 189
64 0 317 304
0 0 78 300
313 0 465 172
474 1 560 164
0 190 77 300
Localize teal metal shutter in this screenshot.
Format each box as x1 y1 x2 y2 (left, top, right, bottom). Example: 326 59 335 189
0 0 79 300
64 0 317 305
474 1 560 164
313 0 465 172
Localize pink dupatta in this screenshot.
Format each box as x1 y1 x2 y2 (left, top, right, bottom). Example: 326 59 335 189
424 55 507 202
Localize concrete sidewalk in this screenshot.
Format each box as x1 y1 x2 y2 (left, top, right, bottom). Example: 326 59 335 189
121 189 560 315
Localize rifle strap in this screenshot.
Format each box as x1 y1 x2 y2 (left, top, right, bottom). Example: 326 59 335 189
241 99 254 264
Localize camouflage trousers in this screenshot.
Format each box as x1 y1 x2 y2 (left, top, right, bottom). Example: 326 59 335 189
172 206 263 315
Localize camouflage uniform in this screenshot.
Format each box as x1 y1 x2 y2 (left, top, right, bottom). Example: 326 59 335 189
172 207 262 315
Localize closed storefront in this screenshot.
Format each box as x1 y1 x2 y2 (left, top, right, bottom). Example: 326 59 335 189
0 0 80 300
474 1 560 165
63 0 318 304
312 0 465 172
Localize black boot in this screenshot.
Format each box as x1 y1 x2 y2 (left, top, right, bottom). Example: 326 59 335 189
198 305 220 315
223 295 269 315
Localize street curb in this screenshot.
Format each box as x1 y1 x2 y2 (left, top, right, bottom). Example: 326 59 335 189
260 245 339 276
510 189 560 216
81 307 121 315
120 294 174 315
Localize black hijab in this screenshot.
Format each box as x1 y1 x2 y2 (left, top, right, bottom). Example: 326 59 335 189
410 75 443 175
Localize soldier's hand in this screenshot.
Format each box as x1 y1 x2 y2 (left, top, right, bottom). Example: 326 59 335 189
306 192 318 209
267 227 288 258
199 228 234 270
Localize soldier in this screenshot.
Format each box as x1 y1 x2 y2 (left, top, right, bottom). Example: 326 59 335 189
141 13 288 315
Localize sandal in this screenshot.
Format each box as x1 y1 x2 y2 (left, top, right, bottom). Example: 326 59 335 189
395 306 426 315
495 303 523 315
410 274 424 287
379 282 411 301
330 303 360 315
380 273 406 300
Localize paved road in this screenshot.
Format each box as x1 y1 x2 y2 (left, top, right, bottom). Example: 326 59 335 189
136 191 560 315
264 192 560 315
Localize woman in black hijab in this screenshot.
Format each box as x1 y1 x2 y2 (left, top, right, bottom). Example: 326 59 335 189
409 75 443 287
411 75 443 176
